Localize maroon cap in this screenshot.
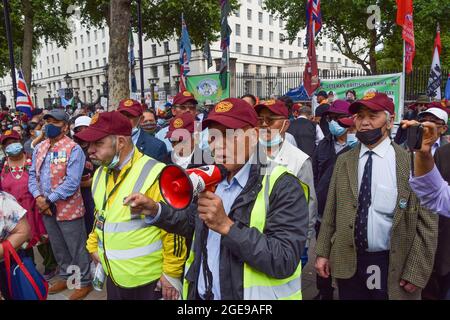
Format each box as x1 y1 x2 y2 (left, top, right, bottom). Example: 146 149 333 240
202 98 258 129
349 92 395 115
166 112 195 141
0 129 21 144
292 103 302 112
323 99 351 116
173 91 198 106
255 100 289 118
117 99 144 117
75 111 132 142
338 117 355 128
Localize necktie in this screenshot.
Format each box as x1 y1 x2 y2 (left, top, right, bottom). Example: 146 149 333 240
355 151 373 252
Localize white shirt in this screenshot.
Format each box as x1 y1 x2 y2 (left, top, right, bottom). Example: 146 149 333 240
358 137 397 252
431 138 441 157
285 132 298 148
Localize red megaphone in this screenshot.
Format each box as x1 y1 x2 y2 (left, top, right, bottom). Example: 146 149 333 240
159 164 228 210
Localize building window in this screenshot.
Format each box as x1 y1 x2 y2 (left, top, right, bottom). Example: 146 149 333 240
58 66 60 74
152 44 157 56
96 59 99 67
298 37 302 47
235 24 241 36
52 55 54 63
277 67 282 75
80 35 83 44
81 48 84 59
57 53 60 62
82 62 85 70
279 34 284 44
235 8 240 17
74 37 77 45
46 57 49 64
103 57 107 65
102 28 106 38
298 52 302 58
88 47 91 57
236 42 241 53
76 64 79 71
338 58 341 64
258 12 263 23
95 44 98 55
256 65 261 75
152 66 158 78
75 50 78 59
47 69 50 77
163 41 169 53
289 51 293 59
279 49 284 58
269 32 274 42
345 59 348 66
102 42 106 53
258 29 263 40
259 46 264 56
269 15 273 25
247 9 252 20
279 19 283 28
247 27 252 38
52 67 55 75
330 57 334 63
89 61 92 69
248 44 253 55
323 43 327 51
269 48 274 57
323 56 326 62
163 64 170 77
96 75 100 84
243 64 249 73
94 30 98 41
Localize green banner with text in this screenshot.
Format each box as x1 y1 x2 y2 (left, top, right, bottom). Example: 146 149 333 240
186 72 230 104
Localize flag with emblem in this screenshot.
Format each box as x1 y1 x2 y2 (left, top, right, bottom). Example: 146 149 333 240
16 69 34 118
426 24 442 100
179 13 192 92
303 9 320 97
129 29 137 93
219 0 232 90
396 0 415 74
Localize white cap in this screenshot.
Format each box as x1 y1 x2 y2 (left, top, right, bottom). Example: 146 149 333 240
419 107 448 124
74 116 92 129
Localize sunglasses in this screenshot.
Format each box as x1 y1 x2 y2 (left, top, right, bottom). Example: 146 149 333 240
257 116 286 126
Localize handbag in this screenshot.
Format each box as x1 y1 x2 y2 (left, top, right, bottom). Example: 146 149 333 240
1 240 48 300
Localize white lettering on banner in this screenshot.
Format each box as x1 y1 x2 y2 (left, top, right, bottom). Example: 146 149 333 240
366 5 381 30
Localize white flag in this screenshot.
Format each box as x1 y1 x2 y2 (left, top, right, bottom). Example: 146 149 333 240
427 25 442 100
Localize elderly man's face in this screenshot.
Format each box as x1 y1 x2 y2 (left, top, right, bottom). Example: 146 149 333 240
419 114 448 136
173 104 196 117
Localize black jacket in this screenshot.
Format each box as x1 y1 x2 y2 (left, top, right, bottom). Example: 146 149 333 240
313 134 351 218
153 162 309 300
287 117 317 157
136 130 168 163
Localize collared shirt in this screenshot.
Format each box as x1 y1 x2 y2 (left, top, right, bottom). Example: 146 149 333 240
334 140 347 154
432 138 441 157
358 137 397 252
29 142 86 203
197 160 251 300
409 165 450 217
131 128 141 146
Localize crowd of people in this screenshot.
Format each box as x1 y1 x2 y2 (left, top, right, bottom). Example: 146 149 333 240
0 87 449 300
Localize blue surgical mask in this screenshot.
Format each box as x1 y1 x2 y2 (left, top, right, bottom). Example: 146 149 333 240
328 120 346 137
34 130 42 137
107 139 120 169
5 142 23 156
259 133 283 147
346 133 358 149
45 124 62 138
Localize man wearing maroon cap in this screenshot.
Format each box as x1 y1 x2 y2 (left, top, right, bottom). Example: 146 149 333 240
165 113 213 169
125 97 309 300
76 111 186 300
316 92 438 300
156 91 198 152
256 99 317 270
117 99 168 162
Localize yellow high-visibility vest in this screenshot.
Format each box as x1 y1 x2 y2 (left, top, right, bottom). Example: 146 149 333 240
92 155 165 288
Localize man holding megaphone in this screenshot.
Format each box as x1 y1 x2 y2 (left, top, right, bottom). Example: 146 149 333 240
124 98 309 300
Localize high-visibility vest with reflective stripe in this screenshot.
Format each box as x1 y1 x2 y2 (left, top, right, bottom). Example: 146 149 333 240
182 165 309 300
92 155 165 288
244 165 308 300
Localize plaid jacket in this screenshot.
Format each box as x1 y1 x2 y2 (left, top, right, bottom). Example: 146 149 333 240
316 141 438 300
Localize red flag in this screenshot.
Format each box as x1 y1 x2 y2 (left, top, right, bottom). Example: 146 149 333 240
303 31 320 97
396 0 415 74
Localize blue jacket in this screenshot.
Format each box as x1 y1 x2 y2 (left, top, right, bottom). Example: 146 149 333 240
135 130 168 163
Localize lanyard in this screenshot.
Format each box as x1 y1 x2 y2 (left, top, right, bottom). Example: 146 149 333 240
101 166 132 213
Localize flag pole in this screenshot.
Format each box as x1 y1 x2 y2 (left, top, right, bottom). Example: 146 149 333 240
3 0 16 108
400 39 406 121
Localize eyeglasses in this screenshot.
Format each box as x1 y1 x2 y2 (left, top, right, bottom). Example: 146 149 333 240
418 118 446 126
257 116 286 126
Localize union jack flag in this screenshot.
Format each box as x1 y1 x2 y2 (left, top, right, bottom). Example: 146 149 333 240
16 70 34 118
306 0 322 40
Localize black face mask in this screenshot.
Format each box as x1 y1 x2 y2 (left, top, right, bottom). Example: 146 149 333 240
356 127 384 146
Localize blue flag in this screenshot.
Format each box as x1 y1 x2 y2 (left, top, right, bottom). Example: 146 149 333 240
445 74 450 100
179 13 192 91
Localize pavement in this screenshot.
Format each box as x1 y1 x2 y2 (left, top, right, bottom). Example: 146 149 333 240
36 239 324 300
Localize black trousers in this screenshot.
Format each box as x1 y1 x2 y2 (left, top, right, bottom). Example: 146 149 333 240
106 277 162 300
337 251 389 300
